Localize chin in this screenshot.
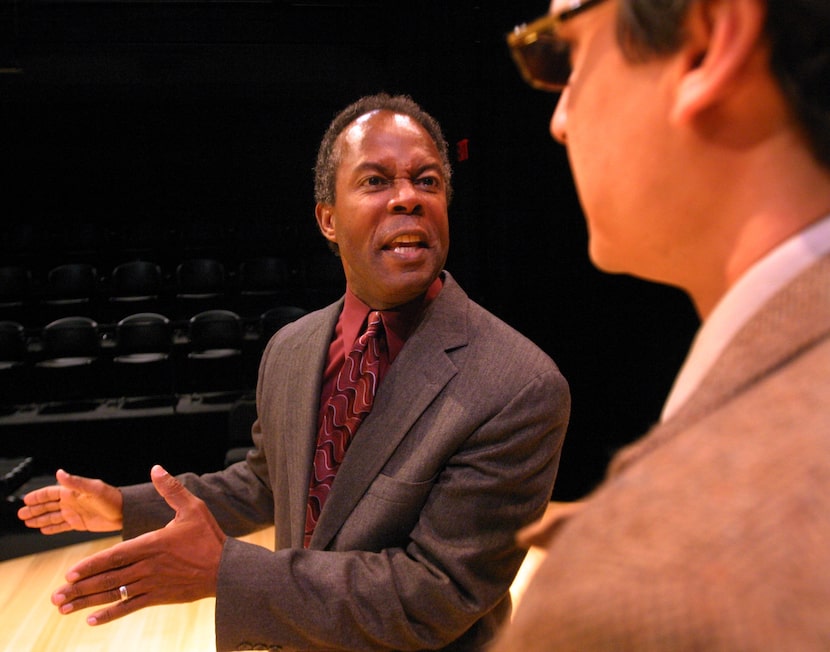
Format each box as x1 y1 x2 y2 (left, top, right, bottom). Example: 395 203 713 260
588 246 620 274
587 235 642 276
383 273 435 303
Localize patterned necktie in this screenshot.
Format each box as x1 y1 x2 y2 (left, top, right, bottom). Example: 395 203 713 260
305 310 385 547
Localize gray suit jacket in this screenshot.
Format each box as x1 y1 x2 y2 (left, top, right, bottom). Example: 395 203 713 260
122 272 569 651
493 255 830 651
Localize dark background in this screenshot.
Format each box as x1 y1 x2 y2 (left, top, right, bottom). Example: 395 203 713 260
0 0 698 502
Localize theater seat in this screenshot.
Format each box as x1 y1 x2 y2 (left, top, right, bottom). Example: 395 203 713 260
235 256 290 318
182 309 245 396
0 266 32 325
41 263 99 323
223 398 257 467
105 260 165 322
0 457 34 501
175 258 226 319
0 321 26 366
0 321 29 410
111 312 174 407
35 316 101 410
260 305 307 342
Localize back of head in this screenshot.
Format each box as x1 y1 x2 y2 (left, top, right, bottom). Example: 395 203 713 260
764 0 830 167
617 0 830 168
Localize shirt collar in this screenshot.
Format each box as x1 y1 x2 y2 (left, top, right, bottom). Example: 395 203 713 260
341 274 444 362
661 213 830 421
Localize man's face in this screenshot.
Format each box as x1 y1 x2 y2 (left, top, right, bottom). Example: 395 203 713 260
548 0 688 285
315 110 450 309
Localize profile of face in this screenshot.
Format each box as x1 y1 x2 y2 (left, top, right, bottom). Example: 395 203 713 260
315 110 450 310
546 0 688 286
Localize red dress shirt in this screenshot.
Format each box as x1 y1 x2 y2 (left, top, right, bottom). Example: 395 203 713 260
317 276 443 428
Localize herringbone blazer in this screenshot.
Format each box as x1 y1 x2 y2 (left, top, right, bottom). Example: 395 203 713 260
122 271 569 651
492 255 830 651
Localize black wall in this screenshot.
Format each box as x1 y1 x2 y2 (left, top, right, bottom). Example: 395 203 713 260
0 1 699 500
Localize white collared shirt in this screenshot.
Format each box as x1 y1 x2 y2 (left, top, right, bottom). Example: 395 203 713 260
661 213 830 422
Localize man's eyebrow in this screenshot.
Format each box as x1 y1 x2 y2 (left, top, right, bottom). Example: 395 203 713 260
351 161 393 177
352 161 443 177
416 162 444 176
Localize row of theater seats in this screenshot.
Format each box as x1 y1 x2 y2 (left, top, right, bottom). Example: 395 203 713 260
0 306 307 414
0 256 343 329
0 218 309 270
0 225 333 513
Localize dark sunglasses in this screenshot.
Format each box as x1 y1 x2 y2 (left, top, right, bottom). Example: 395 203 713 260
507 0 610 92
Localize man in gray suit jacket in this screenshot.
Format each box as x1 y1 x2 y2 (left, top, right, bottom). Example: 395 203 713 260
19 94 570 650
496 0 830 649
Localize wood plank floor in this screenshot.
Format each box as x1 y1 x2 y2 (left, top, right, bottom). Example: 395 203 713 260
0 525 546 651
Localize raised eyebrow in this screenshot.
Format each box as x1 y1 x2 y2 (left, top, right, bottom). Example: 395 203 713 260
352 161 444 183
353 161 395 178
415 163 444 178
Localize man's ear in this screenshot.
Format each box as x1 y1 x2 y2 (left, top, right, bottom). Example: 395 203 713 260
671 0 767 124
315 202 337 244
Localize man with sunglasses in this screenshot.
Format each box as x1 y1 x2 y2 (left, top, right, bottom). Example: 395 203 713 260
496 0 830 649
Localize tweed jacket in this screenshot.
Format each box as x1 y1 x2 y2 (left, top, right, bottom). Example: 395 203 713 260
492 255 830 651
121 271 569 651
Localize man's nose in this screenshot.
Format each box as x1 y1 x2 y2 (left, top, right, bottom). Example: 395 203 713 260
387 178 423 213
550 88 569 145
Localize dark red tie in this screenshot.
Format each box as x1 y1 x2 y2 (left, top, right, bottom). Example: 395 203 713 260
305 311 385 547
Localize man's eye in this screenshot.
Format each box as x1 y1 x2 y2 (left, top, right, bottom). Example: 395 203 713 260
364 176 389 187
416 176 440 188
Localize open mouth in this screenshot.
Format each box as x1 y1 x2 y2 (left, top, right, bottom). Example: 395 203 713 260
384 234 428 254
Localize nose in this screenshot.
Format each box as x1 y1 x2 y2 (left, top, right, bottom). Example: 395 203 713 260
387 178 423 214
550 88 569 145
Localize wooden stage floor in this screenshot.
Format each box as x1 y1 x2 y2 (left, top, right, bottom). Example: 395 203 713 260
0 525 545 651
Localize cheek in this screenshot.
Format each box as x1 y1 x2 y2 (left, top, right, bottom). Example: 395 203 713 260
422 199 450 239
332 204 374 247
435 213 450 244
566 125 637 271
566 124 615 222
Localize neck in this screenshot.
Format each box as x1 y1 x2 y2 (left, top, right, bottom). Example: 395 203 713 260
681 129 830 318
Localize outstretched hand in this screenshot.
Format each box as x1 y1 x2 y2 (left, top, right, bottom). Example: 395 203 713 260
51 465 227 626
17 469 124 535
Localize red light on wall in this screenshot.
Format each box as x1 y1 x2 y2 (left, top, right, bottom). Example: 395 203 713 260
456 138 469 162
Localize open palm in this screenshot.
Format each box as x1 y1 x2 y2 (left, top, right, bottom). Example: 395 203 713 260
18 470 123 535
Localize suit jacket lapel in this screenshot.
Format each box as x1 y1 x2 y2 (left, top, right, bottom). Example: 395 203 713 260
609 254 830 477
310 274 468 549
282 301 342 545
